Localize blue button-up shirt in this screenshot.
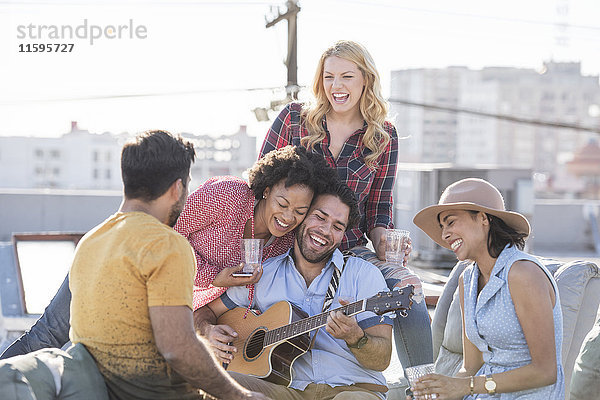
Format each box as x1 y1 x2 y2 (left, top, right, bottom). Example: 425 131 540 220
222 248 392 391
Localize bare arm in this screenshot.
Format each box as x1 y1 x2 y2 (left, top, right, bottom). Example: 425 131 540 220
194 298 240 365
326 299 392 371
149 305 268 400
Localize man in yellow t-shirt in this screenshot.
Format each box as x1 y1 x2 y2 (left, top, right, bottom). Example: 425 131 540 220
69 130 268 400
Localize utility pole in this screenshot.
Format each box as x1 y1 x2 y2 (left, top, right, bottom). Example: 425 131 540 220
266 0 300 100
253 1 301 122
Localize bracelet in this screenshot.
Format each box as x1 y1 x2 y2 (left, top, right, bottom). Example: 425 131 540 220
469 376 474 395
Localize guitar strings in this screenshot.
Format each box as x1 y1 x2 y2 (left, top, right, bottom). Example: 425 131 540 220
243 291 408 356
261 301 363 347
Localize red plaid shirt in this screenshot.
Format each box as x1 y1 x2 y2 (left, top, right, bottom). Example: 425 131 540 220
174 176 295 309
260 102 398 250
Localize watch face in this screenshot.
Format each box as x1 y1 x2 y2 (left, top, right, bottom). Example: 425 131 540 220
485 380 497 390
356 335 368 349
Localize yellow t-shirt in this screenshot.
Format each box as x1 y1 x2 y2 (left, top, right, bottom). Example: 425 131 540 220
69 212 199 399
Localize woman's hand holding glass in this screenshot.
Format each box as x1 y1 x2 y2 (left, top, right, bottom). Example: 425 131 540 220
375 228 412 266
212 263 263 287
410 373 470 400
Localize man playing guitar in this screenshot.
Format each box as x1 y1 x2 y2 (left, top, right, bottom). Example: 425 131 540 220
194 182 408 400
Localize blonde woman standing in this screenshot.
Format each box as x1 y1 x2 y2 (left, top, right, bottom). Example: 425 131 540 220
260 40 432 371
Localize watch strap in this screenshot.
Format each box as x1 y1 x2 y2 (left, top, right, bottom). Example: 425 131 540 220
348 331 368 349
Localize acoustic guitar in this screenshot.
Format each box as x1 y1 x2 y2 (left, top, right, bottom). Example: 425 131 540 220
216 285 414 387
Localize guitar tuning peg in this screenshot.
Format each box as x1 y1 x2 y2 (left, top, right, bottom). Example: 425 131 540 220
399 310 409 318
388 313 397 319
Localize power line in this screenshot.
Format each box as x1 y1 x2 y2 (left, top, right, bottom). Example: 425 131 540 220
0 1 273 6
4 87 599 135
0 86 284 105
389 98 600 134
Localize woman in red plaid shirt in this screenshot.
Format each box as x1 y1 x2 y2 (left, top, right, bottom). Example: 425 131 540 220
174 145 335 310
260 41 433 373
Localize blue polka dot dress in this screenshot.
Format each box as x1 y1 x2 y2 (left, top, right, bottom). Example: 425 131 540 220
462 245 565 399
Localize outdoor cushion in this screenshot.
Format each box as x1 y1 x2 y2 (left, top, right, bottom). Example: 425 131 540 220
0 343 108 399
570 316 600 400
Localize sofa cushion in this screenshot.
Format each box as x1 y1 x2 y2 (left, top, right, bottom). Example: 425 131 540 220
0 362 40 400
431 261 468 360
570 316 600 400
442 289 463 355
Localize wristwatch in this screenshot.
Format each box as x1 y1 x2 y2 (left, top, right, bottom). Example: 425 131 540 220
348 331 368 349
484 374 497 395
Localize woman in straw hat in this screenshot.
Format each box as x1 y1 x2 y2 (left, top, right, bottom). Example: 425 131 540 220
409 178 564 399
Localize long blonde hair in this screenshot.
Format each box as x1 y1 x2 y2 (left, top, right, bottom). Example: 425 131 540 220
302 40 390 170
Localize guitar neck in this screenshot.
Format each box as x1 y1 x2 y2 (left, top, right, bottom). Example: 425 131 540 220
264 300 365 346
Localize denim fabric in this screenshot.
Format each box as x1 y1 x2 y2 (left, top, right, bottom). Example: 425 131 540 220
0 275 71 360
347 246 434 370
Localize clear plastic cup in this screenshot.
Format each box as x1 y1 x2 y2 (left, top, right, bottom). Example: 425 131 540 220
233 238 263 276
405 363 436 399
385 229 410 263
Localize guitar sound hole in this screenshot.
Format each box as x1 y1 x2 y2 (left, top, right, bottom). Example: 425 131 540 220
245 329 266 359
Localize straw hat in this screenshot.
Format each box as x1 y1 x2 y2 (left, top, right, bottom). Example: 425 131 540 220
413 178 530 249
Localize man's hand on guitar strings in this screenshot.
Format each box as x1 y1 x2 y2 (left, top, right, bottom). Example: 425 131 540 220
205 323 238 364
325 298 364 346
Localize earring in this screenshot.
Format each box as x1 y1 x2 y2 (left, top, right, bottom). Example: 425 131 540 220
262 194 266 199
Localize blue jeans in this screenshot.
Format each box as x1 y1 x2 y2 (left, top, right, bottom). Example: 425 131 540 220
347 246 434 369
0 274 71 359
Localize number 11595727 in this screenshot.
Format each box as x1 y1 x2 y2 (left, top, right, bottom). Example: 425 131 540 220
19 43 74 52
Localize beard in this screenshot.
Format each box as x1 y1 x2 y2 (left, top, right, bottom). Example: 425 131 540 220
167 190 187 228
295 224 340 264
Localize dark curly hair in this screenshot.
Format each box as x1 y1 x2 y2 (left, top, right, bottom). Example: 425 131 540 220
249 145 337 200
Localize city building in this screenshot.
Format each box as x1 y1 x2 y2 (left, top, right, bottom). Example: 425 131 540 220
181 125 256 188
0 122 256 191
0 122 124 190
390 61 600 177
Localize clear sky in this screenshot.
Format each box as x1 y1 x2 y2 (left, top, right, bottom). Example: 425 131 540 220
1 0 599 139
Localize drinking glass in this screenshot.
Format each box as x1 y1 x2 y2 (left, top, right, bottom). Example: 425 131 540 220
405 363 436 399
233 238 264 276
385 229 410 263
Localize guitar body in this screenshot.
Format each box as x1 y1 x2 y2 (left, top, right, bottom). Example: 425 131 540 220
217 301 312 387
215 286 414 387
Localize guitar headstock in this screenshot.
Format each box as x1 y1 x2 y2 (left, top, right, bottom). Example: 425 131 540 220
365 285 414 316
